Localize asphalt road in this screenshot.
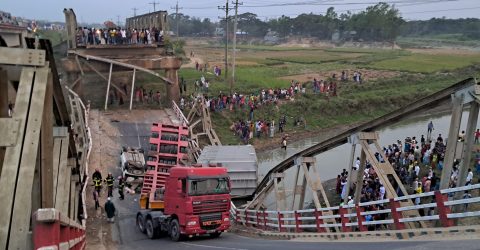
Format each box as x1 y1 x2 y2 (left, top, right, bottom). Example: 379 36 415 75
109 115 480 250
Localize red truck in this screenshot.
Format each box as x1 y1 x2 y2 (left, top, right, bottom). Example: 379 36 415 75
137 166 231 240
136 123 231 241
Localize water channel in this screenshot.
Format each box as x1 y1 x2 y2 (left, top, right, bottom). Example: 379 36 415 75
256 109 479 208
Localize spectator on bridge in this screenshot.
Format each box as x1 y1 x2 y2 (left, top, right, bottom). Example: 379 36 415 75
104 197 117 223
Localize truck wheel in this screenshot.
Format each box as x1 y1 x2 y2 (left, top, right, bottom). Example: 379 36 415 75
146 218 159 239
210 232 221 238
136 214 146 234
169 219 182 242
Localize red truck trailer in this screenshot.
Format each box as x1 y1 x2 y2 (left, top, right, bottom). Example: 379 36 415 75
136 123 231 241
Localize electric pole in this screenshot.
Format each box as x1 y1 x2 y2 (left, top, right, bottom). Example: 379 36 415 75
231 0 242 93
149 1 160 12
171 1 183 41
218 1 233 87
132 8 138 17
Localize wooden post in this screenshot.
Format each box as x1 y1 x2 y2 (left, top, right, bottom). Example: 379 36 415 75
104 63 113 111
129 69 136 110
354 150 366 204
41 73 54 208
458 101 479 187
440 94 464 189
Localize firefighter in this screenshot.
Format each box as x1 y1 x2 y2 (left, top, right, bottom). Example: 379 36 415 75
105 172 115 197
92 168 102 181
93 177 102 196
118 176 125 200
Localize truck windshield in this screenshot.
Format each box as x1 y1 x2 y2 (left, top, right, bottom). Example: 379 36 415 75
188 177 229 196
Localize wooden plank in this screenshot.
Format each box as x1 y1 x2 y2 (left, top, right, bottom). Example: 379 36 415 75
9 67 49 250
70 180 76 219
0 67 34 250
41 73 54 208
55 139 71 215
0 118 20 147
52 137 62 203
0 47 46 66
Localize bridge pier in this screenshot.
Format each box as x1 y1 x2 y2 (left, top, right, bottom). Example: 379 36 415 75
162 57 182 105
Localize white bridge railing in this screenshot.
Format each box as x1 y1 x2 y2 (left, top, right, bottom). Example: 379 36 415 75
172 100 189 127
233 183 480 233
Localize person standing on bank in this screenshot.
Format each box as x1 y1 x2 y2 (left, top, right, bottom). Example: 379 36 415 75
105 172 114 197
281 135 287 151
118 176 125 200
104 197 116 223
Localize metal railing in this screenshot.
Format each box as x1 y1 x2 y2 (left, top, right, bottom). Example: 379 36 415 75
172 100 189 127
234 184 480 233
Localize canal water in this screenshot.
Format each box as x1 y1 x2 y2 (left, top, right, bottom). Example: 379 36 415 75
256 109 479 208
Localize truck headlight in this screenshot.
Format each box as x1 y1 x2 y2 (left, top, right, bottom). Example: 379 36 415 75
193 201 201 205
224 217 229 222
187 220 197 226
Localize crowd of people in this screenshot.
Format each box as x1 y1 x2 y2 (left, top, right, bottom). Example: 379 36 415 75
334 121 478 229
76 26 164 46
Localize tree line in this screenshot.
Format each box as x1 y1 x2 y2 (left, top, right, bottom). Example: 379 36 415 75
169 2 480 42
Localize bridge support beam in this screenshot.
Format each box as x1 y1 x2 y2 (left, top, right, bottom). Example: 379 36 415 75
273 173 287 211
440 93 464 189
458 101 479 187
344 134 358 204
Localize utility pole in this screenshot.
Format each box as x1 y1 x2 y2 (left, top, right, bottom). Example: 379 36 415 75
117 15 121 27
132 8 138 17
218 1 233 86
149 1 160 12
231 0 242 94
171 1 183 41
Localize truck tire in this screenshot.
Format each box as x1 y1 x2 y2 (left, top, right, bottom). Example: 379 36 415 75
146 218 159 239
210 232 221 238
137 214 146 234
169 219 182 242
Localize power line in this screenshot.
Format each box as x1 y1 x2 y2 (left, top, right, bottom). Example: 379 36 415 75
149 1 160 12
171 1 184 41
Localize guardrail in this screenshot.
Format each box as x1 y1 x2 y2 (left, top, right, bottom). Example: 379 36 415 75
172 100 189 127
33 209 86 250
234 184 480 233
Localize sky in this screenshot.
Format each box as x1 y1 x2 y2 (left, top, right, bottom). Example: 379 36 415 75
1 0 479 24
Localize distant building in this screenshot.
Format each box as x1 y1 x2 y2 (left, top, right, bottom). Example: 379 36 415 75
264 30 279 44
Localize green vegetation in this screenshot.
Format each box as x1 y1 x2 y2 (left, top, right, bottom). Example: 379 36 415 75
179 42 480 145
36 30 66 47
369 53 480 73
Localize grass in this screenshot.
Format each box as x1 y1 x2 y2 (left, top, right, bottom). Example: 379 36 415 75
206 65 480 145
37 30 67 47
369 53 480 73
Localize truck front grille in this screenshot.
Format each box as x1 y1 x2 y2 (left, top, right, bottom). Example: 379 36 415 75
193 200 228 215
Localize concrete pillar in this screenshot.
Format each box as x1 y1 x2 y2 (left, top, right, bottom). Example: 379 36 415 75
457 101 479 187
161 57 182 106
440 94 464 190
165 68 180 105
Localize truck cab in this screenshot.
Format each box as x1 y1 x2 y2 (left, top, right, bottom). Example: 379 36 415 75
137 166 231 241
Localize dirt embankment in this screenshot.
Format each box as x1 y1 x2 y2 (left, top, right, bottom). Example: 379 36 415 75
85 110 121 250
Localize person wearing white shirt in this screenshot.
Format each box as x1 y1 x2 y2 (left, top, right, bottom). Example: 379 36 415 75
466 168 473 184
354 157 360 171
379 185 386 200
